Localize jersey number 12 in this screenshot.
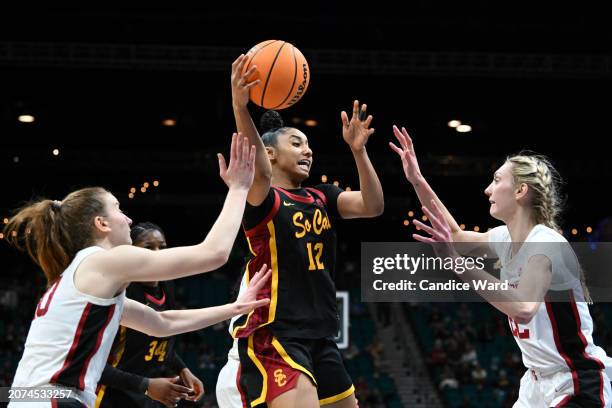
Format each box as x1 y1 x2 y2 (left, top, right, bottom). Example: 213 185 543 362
306 242 324 271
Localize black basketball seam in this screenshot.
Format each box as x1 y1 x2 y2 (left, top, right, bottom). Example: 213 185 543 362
244 40 279 73
272 44 299 110
260 41 287 108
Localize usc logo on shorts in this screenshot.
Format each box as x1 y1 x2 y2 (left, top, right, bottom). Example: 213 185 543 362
274 368 287 387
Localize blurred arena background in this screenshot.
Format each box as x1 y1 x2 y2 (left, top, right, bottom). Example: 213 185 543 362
1 3 612 407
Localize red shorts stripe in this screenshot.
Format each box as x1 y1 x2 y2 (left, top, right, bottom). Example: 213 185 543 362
236 363 248 408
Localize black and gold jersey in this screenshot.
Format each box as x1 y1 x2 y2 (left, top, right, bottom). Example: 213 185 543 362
110 282 176 377
232 184 343 340
96 282 177 408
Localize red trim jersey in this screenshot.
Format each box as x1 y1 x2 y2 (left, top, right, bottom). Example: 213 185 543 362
10 247 125 408
231 184 343 340
95 282 177 408
489 225 609 384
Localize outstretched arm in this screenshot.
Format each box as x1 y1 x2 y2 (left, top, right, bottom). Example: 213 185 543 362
390 126 490 254
90 133 256 288
413 202 551 324
336 100 384 219
121 266 271 337
231 53 272 206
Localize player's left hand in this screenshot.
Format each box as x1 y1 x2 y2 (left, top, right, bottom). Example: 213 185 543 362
218 133 256 191
179 367 204 401
234 264 271 314
341 100 374 153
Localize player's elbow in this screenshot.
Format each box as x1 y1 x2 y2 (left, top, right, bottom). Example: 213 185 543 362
153 311 185 337
362 200 384 218
211 250 230 269
256 169 272 182
371 201 384 217
512 303 538 324
145 312 171 337
199 244 231 270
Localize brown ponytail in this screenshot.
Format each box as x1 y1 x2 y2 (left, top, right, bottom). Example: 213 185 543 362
3 187 109 286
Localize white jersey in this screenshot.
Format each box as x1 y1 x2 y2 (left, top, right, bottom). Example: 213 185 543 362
216 274 246 408
10 246 125 408
489 224 609 375
216 339 241 408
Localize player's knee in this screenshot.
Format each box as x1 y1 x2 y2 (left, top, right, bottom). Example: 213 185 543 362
270 374 318 408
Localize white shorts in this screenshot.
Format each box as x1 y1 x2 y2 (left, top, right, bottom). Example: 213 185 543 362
216 357 243 408
514 368 611 407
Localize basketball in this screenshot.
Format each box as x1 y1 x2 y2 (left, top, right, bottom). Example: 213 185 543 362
243 40 310 110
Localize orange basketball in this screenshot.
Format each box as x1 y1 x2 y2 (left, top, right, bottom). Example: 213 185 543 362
243 40 310 110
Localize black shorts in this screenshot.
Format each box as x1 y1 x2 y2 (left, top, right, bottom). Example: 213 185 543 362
237 327 354 407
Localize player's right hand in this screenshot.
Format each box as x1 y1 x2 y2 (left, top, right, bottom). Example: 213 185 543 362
389 125 424 185
231 54 260 108
147 376 192 407
218 133 256 191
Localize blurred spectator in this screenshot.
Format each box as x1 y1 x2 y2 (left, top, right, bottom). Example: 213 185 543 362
460 342 478 365
471 362 487 385
428 338 448 367
367 336 384 369
456 304 473 326
497 369 510 390
439 365 459 390
0 289 18 309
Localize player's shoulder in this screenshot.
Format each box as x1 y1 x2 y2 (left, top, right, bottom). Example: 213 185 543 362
488 225 510 242
311 183 342 195
528 224 566 243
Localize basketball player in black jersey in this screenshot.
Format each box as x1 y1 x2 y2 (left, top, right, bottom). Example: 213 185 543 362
227 54 384 408
95 223 204 408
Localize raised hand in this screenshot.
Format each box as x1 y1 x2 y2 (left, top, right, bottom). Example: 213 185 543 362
388 125 423 185
234 264 272 314
341 100 375 152
218 133 256 190
231 54 261 108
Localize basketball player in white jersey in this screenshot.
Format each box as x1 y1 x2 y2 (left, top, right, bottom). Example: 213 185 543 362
216 336 242 407
216 275 246 408
4 134 271 408
390 125 611 407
